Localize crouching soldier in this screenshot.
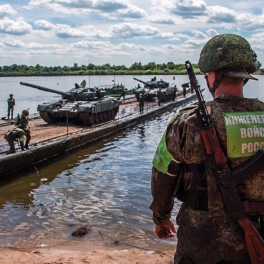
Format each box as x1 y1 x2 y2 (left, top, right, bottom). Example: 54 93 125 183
4 127 26 154
13 109 31 149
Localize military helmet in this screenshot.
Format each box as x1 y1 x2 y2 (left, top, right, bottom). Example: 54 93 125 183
198 34 257 76
22 110 29 116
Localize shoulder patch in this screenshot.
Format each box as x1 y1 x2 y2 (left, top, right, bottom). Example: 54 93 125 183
224 111 264 157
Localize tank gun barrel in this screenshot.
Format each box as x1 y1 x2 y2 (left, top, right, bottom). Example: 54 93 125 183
20 82 70 97
133 77 157 88
133 77 147 85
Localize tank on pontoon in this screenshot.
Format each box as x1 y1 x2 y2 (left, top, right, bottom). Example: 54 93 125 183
20 80 121 126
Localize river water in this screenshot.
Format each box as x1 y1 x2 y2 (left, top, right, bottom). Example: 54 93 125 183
0 75 263 252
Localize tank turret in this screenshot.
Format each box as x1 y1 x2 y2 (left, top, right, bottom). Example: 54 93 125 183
133 77 174 102
20 81 121 126
20 81 105 101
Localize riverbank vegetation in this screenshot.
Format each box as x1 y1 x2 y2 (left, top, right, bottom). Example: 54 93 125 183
0 61 263 77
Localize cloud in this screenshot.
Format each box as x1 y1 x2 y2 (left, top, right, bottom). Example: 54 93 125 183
90 0 127 12
55 24 86 38
27 42 63 49
28 0 128 13
34 20 54 30
182 29 219 49
148 16 184 25
207 5 237 23
170 0 207 18
0 18 32 35
73 40 112 49
3 38 65 49
235 12 264 31
0 4 17 18
156 32 180 40
206 28 218 37
4 38 24 47
115 42 146 52
110 23 160 38
1 1 264 67
192 30 207 39
117 5 147 19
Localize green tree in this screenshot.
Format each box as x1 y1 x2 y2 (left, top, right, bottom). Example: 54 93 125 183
144 62 156 70
167 62 175 70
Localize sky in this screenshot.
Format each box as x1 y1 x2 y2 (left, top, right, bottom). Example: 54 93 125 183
1 0 264 68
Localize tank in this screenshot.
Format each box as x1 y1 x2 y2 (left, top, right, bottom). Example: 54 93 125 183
133 77 175 102
98 83 133 98
20 81 121 126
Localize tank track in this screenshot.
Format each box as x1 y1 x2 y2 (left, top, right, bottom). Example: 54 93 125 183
78 106 119 126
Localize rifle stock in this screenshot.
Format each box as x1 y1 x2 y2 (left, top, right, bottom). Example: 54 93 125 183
200 126 227 164
185 60 264 264
238 218 264 263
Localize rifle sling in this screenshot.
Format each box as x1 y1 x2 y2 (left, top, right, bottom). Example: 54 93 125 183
231 150 264 185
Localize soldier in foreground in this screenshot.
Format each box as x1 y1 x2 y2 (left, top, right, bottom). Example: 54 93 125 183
13 109 31 149
150 34 264 263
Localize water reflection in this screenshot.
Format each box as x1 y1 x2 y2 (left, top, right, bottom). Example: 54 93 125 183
0 112 178 251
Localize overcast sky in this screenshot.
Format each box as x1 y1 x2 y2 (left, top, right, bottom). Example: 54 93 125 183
1 0 264 68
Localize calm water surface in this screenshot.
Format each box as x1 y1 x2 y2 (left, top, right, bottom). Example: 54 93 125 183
0 75 263 252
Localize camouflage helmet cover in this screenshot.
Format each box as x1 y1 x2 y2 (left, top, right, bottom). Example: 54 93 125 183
198 34 257 75
22 110 29 116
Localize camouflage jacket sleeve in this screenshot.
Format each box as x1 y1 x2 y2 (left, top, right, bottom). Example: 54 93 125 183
149 115 185 226
149 104 206 226
150 166 181 225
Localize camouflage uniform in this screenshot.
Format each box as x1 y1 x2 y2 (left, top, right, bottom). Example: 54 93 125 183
150 94 264 263
13 110 31 149
139 92 145 114
4 127 25 154
7 94 15 119
157 89 162 106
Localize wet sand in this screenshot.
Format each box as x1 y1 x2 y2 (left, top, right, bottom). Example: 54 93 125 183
0 242 175 263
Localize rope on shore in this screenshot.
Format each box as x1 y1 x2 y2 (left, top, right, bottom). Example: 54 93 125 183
33 164 39 177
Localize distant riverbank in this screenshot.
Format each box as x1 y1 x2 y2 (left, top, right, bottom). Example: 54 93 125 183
1 70 263 77
0 71 196 77
0 62 201 77
1 61 263 77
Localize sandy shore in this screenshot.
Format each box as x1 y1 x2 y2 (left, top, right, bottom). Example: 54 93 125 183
0 242 175 264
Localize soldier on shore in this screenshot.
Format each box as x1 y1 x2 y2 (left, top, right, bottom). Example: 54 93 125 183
172 85 177 101
7 94 15 120
4 127 26 154
157 88 162 106
13 109 31 149
120 85 125 101
139 90 145 114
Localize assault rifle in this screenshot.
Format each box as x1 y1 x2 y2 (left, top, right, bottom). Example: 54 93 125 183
184 60 264 264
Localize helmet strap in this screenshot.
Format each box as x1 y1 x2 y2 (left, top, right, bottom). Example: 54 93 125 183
211 69 229 97
243 79 249 86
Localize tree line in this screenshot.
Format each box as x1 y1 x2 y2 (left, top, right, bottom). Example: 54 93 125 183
0 61 263 77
